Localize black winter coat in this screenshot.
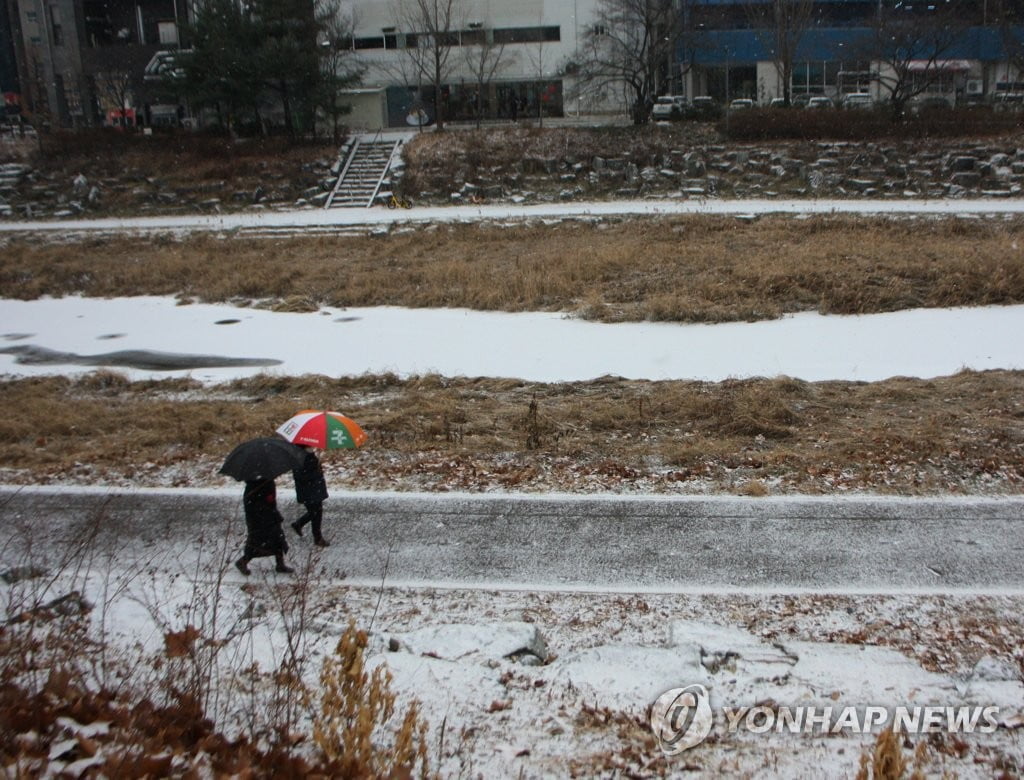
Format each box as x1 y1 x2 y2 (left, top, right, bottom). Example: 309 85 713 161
242 479 288 558
293 449 329 505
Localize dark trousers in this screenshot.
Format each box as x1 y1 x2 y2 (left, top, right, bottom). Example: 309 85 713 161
295 501 324 540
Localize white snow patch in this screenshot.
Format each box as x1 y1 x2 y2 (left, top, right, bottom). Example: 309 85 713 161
2 295 1024 383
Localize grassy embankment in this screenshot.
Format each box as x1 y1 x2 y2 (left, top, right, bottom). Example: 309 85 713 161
4 216 1024 322
2 214 1024 494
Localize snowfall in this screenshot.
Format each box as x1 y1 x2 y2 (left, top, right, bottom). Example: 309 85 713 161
2 202 1024 777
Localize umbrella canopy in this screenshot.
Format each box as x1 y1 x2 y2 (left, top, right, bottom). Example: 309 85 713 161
219 437 307 482
276 410 368 450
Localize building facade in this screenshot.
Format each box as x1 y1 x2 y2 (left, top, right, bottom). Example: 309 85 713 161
2 0 1022 130
680 0 1023 108
0 0 186 128
339 0 610 128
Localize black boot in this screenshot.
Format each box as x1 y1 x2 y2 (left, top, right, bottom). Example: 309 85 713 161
275 555 294 574
310 512 327 547
235 557 251 576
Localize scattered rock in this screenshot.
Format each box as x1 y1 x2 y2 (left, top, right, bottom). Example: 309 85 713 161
388 621 549 663
7 590 92 624
0 565 47 584
969 655 1021 683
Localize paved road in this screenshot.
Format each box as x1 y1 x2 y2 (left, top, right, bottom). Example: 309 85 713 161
4 198 1024 237
2 486 1022 593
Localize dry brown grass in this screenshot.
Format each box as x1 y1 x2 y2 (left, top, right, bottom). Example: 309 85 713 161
4 216 1024 323
1 370 1022 495
856 728 932 780
0 533 433 776
35 131 336 181
314 622 432 777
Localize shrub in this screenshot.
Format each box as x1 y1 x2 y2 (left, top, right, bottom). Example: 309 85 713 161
313 622 432 778
722 106 1023 142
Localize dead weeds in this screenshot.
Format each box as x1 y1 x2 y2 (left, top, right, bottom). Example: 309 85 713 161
1 370 1022 495
4 216 1024 323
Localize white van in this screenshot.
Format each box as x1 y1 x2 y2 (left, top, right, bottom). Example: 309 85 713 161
841 93 874 110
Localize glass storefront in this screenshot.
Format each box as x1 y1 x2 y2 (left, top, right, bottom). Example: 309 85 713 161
385 80 563 126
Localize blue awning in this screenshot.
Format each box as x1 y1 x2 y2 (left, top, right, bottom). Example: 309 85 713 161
685 25 1021 65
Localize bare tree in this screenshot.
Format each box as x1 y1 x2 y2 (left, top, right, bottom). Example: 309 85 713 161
461 27 514 127
746 0 815 106
94 69 135 125
526 31 551 127
575 0 692 125
859 1 967 118
394 0 463 129
371 26 430 128
315 0 365 142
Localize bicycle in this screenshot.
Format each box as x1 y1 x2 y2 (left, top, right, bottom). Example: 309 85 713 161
386 194 412 209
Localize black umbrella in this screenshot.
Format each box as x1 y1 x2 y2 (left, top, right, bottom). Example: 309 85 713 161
219 437 306 482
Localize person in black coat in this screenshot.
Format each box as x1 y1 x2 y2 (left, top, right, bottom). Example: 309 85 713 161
290 446 330 547
235 478 294 575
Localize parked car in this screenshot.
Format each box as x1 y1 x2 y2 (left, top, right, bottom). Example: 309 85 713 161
805 96 834 109
688 95 721 120
0 118 37 138
729 98 755 110
991 92 1024 112
910 95 953 114
841 93 874 110
769 97 788 108
651 95 688 121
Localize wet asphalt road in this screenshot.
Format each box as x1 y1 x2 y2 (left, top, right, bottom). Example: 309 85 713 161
2 486 1022 593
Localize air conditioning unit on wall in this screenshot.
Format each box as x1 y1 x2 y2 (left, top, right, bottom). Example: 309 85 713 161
966 79 983 95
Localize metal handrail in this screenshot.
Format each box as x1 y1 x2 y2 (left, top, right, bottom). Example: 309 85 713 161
366 139 402 208
324 139 361 209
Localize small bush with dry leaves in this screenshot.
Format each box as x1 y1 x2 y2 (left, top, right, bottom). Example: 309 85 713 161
313 621 432 778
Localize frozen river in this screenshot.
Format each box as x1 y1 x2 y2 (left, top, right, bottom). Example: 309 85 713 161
2 295 1022 383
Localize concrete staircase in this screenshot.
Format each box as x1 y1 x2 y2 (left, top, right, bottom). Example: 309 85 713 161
325 138 403 208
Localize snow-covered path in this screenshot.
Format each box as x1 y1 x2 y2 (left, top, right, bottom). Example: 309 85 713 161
2 197 1024 236
5 486 1023 594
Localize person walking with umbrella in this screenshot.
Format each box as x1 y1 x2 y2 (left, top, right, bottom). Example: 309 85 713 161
219 437 305 576
235 478 294 575
276 410 369 549
290 445 330 546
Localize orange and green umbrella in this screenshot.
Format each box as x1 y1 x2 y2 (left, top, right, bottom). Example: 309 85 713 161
276 410 368 450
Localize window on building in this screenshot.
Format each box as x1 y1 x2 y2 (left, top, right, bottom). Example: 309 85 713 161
50 5 63 46
493 26 560 44
26 10 42 45
836 63 872 94
354 35 384 49
460 27 485 45
911 69 956 94
791 61 821 94
83 0 114 46
592 24 607 36
401 31 463 48
158 21 178 45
